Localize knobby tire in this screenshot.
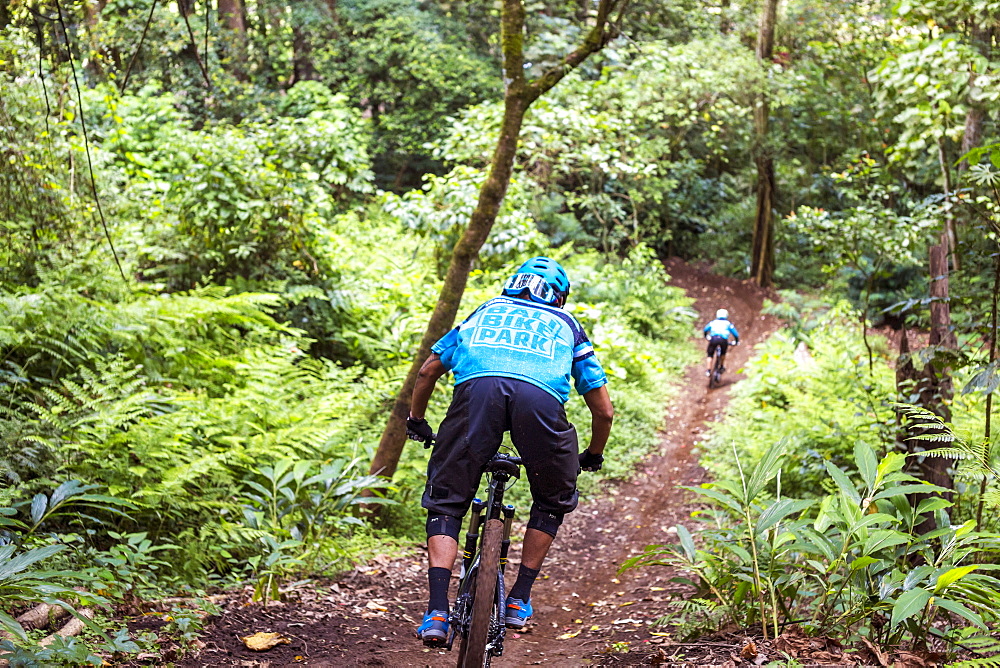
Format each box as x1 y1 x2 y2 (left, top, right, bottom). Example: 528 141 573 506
458 519 503 668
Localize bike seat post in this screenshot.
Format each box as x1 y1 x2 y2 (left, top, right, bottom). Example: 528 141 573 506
499 504 515 575
462 498 486 574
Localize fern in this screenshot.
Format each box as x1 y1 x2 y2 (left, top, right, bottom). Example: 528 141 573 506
896 403 1000 486
948 631 1000 667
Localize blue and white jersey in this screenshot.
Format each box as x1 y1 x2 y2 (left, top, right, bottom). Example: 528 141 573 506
432 297 608 404
704 318 739 341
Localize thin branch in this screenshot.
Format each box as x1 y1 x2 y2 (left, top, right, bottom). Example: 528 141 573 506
54 0 129 285
524 0 622 102
119 0 158 94
180 0 212 87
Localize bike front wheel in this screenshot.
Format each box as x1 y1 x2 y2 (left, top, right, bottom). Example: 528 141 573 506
457 518 504 668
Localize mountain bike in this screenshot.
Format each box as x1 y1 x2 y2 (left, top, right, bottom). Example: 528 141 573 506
447 452 521 668
708 340 736 389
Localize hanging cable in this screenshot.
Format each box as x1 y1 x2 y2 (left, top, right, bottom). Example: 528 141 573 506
203 0 209 72
54 0 129 285
31 13 54 150
179 0 211 87
119 0 158 94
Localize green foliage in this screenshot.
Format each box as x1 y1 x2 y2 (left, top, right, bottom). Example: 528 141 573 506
702 306 896 496
239 457 394 582
434 37 761 255
623 440 1000 655
382 166 547 275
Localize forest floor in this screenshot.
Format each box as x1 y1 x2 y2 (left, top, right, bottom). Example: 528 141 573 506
171 259 819 667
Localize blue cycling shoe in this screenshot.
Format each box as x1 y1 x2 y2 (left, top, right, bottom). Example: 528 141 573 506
504 597 533 628
416 609 449 645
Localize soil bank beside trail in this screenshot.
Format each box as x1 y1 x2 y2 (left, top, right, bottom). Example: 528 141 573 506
181 259 781 667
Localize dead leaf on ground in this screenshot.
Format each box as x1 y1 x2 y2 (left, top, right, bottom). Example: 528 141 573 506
894 650 943 668
241 631 291 651
741 640 758 660
860 636 890 667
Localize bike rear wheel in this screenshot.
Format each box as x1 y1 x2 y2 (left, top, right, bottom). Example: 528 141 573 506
708 351 722 388
457 518 503 668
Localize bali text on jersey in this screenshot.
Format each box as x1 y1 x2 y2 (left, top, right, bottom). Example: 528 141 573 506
432 297 607 404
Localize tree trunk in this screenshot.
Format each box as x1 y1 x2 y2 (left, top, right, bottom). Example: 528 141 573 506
917 235 956 491
291 30 316 83
218 0 248 81
82 0 108 77
962 26 993 159
749 0 779 288
368 0 624 482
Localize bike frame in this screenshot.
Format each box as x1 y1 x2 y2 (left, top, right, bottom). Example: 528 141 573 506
447 453 521 660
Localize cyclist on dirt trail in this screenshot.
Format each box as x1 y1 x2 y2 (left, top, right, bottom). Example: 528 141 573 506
704 308 740 376
405 256 615 646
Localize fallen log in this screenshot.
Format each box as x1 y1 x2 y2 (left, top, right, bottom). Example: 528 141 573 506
38 609 93 647
16 603 70 632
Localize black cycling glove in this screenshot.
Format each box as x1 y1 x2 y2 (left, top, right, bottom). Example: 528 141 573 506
406 417 435 448
579 449 604 472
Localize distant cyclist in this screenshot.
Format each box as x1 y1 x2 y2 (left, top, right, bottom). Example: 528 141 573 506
704 308 740 376
405 256 614 645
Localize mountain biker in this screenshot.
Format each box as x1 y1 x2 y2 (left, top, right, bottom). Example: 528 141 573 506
704 308 740 376
405 256 614 646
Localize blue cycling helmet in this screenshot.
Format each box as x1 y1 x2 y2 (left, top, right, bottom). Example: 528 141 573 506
502 256 570 306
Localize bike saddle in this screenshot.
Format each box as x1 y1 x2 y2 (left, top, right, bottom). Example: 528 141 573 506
483 455 521 478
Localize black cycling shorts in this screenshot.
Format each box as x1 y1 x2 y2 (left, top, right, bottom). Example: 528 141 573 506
706 335 729 358
421 377 580 522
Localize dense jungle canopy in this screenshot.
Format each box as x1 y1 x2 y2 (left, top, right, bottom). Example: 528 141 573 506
2 0 1000 664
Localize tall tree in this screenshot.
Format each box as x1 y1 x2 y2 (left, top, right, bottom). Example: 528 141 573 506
749 0 779 287
218 0 248 81
368 0 627 481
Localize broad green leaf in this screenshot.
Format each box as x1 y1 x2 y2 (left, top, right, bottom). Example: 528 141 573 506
848 513 900 536
863 530 910 556
825 461 861 506
904 565 936 590
746 439 787 502
874 451 907 488
814 495 836 533
693 486 743 514
0 544 66 581
849 555 879 571
915 497 951 516
756 498 814 535
30 494 47 526
934 597 985 629
677 525 696 561
0 610 26 640
872 483 951 501
934 565 979 593
855 442 878 491
890 587 931 628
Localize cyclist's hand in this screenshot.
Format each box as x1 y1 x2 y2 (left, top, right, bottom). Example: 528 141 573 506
406 417 435 448
579 449 604 472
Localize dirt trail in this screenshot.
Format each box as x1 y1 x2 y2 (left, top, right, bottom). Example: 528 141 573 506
182 259 780 667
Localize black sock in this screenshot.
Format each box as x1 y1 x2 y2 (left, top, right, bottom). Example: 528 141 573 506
427 567 451 613
509 564 540 602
